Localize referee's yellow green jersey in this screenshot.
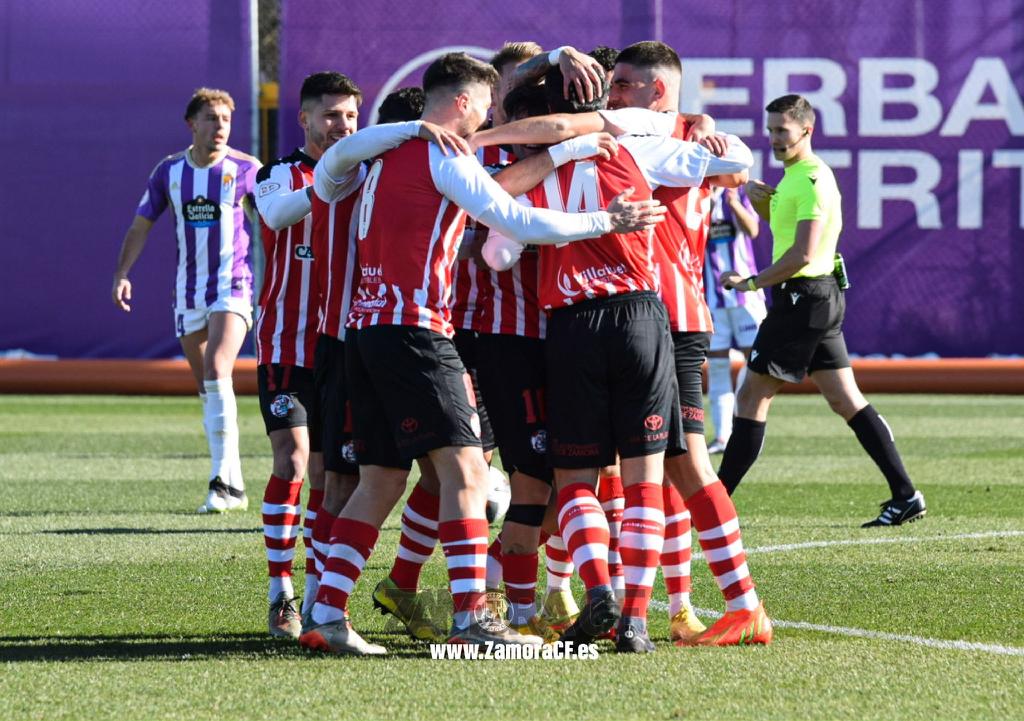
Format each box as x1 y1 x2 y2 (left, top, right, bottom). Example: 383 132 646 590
768 154 842 278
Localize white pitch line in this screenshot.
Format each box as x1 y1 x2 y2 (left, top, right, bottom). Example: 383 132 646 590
740 529 1024 556
648 601 1024 657
647 529 1024 657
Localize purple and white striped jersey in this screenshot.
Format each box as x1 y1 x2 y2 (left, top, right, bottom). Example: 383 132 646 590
704 187 767 312
136 147 261 310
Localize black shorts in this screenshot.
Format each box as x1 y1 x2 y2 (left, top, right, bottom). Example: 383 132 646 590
749 276 851 383
314 334 357 475
672 331 711 436
257 363 318 439
476 333 552 484
545 291 682 469
346 325 483 470
452 329 496 453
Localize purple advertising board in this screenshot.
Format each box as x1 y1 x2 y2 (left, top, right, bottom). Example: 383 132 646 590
280 0 1024 357
0 0 253 359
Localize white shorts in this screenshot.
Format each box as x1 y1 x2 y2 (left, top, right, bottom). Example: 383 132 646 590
174 296 253 338
710 305 766 352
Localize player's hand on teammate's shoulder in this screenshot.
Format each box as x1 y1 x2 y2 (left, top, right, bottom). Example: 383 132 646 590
686 115 727 156
112 276 132 312
606 186 667 233
417 121 470 156
557 46 606 103
745 179 776 204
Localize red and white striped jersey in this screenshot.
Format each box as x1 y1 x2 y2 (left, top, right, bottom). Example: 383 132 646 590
253 149 318 367
653 116 714 333
475 244 546 339
311 190 360 340
347 138 613 337
450 146 514 332
526 147 658 311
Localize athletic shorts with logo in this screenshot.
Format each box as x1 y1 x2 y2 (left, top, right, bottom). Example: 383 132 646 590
545 291 683 469
174 296 253 338
257 363 320 450
476 333 552 483
346 326 483 470
313 334 357 475
452 328 496 453
749 275 850 383
666 331 711 456
710 305 765 352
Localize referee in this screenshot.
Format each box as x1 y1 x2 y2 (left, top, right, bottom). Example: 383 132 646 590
716 94 926 528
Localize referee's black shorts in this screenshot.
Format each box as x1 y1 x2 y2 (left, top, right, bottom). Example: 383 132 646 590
749 275 850 383
545 291 682 469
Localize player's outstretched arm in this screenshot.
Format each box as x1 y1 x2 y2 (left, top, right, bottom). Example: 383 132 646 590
434 151 664 248
491 133 618 197
112 215 154 313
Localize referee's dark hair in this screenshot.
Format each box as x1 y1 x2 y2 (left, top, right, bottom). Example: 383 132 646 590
766 94 816 126
615 40 681 74
300 72 363 108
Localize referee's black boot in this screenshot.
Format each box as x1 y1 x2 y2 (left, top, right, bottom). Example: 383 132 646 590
861 491 927 527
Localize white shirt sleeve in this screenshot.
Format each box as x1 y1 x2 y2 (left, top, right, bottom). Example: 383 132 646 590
254 163 312 231
598 107 677 136
429 145 611 245
314 121 423 202
619 133 752 190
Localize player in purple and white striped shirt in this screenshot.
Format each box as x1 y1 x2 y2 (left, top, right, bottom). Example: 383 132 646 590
112 88 261 513
703 186 767 454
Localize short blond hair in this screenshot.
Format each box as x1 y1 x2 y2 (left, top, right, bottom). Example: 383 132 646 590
490 42 542 73
184 88 235 120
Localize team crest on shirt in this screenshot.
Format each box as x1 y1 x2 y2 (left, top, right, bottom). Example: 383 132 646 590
530 429 548 454
222 173 235 191
341 441 357 465
269 394 294 418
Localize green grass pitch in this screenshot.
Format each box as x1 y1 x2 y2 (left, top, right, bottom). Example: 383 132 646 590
1 394 1022 720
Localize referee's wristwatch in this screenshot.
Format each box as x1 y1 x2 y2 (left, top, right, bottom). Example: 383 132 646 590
743 276 759 292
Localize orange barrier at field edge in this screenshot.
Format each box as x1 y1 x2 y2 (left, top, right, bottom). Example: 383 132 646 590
0 358 1021 395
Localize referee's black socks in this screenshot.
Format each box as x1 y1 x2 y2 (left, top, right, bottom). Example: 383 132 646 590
718 417 766 495
847 405 916 500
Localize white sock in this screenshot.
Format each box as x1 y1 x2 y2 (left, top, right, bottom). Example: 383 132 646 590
203 378 241 487
669 592 691 617
708 357 735 442
453 610 472 630
311 601 344 625
510 601 535 626
269 576 294 603
302 575 319 615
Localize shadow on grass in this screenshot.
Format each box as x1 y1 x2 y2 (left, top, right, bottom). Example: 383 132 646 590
36 527 261 536
0 632 435 661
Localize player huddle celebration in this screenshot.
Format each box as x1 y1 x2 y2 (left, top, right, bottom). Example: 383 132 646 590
111 40 928 656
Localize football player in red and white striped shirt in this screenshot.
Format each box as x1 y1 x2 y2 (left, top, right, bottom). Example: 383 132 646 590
254 72 363 639
298 53 664 656
478 63 759 651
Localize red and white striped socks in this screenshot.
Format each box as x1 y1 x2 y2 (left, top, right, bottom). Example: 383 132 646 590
686 481 759 611
262 475 303 602
661 483 693 616
556 484 610 591
388 482 440 592
598 475 625 601
310 518 379 625
618 483 665 621
312 505 337 580
439 518 489 629
301 487 323 614
502 551 539 625
486 536 503 589
544 533 574 593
